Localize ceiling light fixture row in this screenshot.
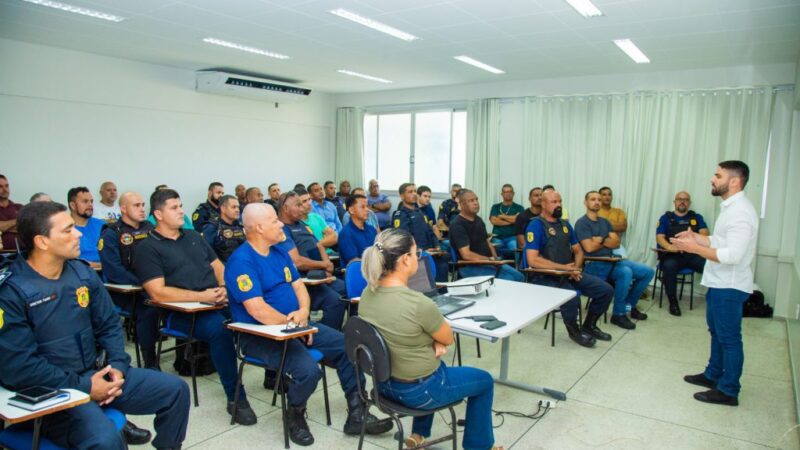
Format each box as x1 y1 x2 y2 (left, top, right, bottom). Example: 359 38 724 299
21 0 125 22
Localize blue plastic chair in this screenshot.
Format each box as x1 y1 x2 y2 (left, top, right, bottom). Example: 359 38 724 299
654 265 695 310
0 408 126 450
155 312 204 407
345 260 367 300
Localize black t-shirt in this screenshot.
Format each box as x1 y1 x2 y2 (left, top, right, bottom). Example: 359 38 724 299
514 208 539 237
449 215 491 258
133 229 219 291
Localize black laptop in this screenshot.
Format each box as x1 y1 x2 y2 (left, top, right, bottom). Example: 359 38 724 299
408 256 475 316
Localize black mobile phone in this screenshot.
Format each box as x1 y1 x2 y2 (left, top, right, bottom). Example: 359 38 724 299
280 325 313 334
480 320 506 330
15 386 59 403
471 315 497 322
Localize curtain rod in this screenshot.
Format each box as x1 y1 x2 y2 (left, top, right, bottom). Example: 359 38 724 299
494 84 794 103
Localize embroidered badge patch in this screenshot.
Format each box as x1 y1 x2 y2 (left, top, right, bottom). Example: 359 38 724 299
562 226 569 234
548 227 556 236
120 233 134 245
527 232 534 243
223 229 234 239
284 267 292 283
0 308 4 330
192 212 199 221
97 238 104 251
690 219 697 226
237 274 253 292
76 286 90 308
393 219 400 228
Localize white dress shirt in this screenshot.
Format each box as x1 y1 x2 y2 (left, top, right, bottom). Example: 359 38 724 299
701 191 759 293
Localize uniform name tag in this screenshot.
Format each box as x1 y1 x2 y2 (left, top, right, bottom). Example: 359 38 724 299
29 294 57 308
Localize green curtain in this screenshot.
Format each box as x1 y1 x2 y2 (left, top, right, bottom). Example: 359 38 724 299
466 98 501 214
334 107 365 188
517 87 774 264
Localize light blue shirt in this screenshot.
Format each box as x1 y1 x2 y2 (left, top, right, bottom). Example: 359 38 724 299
311 199 342 233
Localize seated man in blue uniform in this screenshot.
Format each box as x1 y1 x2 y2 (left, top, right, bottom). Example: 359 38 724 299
415 185 442 239
133 188 257 426
437 183 462 234
191 181 224 230
576 191 654 330
225 203 393 446
276 191 347 331
392 183 448 282
656 191 709 316
0 201 189 450
338 193 376 266
449 189 524 282
67 186 105 268
524 190 614 348
99 191 160 370
201 195 245 264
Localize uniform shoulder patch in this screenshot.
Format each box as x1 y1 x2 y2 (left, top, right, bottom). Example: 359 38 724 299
393 219 400 228
192 212 199 221
526 231 534 243
76 286 90 308
690 218 697 226
0 306 4 329
97 238 104 251
284 267 292 283
562 225 569 234
237 274 253 292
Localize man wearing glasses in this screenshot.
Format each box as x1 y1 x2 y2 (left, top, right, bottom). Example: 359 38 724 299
656 191 709 316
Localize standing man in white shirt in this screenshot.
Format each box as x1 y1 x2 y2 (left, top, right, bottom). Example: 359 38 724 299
671 160 758 406
93 181 121 222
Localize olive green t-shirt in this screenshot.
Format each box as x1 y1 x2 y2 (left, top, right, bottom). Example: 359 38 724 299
359 285 445 380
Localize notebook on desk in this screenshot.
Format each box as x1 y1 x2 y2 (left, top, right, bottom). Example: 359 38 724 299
409 256 474 316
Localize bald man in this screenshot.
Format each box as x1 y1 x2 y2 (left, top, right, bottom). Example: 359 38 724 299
224 203 392 445
93 181 121 222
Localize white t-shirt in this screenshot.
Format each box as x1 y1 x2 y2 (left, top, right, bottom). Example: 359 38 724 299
93 202 121 222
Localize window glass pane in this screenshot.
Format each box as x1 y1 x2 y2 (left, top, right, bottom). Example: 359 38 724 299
450 111 467 187
363 115 378 188
377 114 411 191
414 111 452 193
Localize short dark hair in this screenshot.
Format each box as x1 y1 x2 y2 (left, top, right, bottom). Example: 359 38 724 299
719 160 750 188
529 187 542 197
219 195 238 207
208 182 223 191
293 183 305 191
29 192 49 202
585 190 599 200
67 186 90 205
457 188 474 202
17 201 67 251
154 184 168 191
324 181 335 189
501 184 514 192
451 183 462 189
346 193 366 209
0 174 6 180
150 188 180 213
598 186 612 194
417 185 431 195
268 183 279 191
307 182 321 192
277 190 299 212
293 187 308 196
244 187 259 198
542 184 554 191
398 183 415 196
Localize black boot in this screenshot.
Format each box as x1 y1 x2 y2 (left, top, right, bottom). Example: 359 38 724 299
287 405 315 446
123 420 152 446
141 348 159 370
344 393 393 436
669 299 682 316
564 321 595 348
582 312 612 341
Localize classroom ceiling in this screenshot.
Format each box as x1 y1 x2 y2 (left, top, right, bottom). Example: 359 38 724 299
1 0 798 93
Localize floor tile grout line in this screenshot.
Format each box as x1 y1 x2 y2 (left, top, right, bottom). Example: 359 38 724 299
569 398 777 449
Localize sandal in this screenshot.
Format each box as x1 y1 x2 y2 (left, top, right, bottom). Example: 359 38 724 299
404 434 425 449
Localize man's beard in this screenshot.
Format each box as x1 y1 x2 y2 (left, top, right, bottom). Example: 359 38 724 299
711 183 728 197
78 211 92 219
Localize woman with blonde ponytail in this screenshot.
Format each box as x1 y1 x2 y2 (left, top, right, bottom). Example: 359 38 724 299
359 229 503 450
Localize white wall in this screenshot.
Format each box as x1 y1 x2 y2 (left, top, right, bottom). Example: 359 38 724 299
0 38 335 210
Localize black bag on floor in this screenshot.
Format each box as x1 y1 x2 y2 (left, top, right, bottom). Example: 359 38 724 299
173 339 217 376
743 290 773 318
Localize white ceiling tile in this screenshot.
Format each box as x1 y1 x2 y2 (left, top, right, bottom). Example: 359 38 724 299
451 0 545 21
491 13 570 36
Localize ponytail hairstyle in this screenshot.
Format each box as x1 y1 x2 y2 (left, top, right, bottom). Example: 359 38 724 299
361 228 415 291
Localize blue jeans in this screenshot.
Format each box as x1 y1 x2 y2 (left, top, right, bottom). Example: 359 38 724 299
379 362 495 450
168 310 243 401
703 288 749 397
584 260 655 316
241 321 361 406
491 236 517 259
460 264 524 282
42 368 190 449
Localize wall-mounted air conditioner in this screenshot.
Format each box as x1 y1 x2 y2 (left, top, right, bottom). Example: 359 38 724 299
195 71 311 103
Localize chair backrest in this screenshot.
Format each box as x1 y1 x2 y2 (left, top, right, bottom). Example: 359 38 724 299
345 260 368 299
448 242 459 263
344 316 392 383
421 251 436 280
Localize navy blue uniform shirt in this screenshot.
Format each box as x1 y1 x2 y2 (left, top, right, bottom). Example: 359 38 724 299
99 220 154 285
192 201 220 231
338 219 377 265
392 204 438 249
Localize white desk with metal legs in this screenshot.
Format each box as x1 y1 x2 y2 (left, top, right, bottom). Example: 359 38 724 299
444 278 575 400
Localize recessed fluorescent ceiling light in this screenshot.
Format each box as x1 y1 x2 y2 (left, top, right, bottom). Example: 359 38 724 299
337 69 392 84
329 9 419 41
453 56 505 74
203 38 290 60
564 0 603 17
613 39 650 64
21 0 125 22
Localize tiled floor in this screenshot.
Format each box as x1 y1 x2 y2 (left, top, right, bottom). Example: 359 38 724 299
126 294 799 449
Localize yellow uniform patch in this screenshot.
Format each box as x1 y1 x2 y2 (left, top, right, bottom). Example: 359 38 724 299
526 232 534 243
562 226 569 234
284 267 292 283
76 286 90 308
393 219 400 228
223 229 233 239
192 212 199 221
690 219 697 226
306 226 313 235
237 274 253 292
97 238 104 251
0 307 4 330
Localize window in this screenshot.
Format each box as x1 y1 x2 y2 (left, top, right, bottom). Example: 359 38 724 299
363 110 466 193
